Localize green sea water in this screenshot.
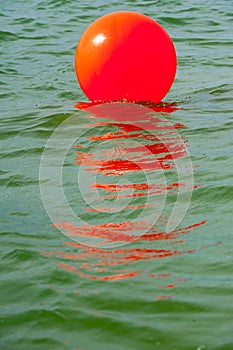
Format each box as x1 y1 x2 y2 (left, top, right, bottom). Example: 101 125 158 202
1 1 233 349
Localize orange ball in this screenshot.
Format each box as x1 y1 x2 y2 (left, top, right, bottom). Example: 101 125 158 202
75 11 176 103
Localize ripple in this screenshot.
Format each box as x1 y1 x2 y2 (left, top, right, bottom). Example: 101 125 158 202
0 30 19 41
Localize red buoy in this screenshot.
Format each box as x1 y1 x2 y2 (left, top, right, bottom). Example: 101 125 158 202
75 11 176 103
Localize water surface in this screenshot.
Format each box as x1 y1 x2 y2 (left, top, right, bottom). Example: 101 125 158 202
1 1 233 349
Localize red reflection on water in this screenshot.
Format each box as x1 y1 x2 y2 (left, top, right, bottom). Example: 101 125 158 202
51 220 206 246
54 263 140 281
74 103 187 176
75 144 186 175
91 182 191 200
75 154 165 175
41 220 207 301
42 101 209 300
83 203 151 213
74 100 179 114
88 124 184 140
42 220 207 287
87 180 197 206
52 220 147 244
142 221 207 242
